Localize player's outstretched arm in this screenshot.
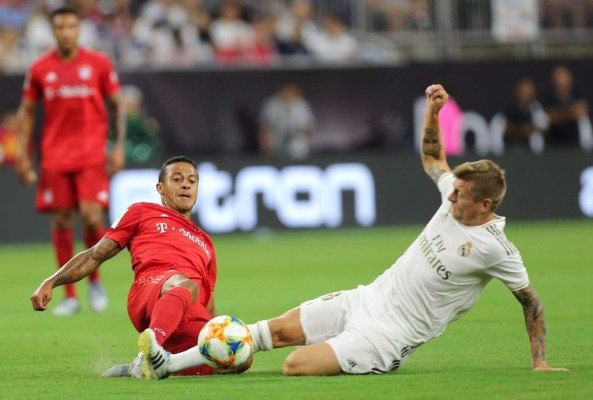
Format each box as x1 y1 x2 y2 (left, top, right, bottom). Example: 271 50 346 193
421 84 452 185
512 285 568 372
31 237 122 311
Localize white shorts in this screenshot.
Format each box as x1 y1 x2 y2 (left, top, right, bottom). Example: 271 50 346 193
299 288 416 374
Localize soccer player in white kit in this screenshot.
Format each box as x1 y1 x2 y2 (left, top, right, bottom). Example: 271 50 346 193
128 84 567 379
244 84 568 376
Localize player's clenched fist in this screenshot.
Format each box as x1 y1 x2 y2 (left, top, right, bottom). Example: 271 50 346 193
31 282 53 311
425 84 449 114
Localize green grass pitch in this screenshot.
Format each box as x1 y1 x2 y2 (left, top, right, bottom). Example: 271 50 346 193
1 220 592 400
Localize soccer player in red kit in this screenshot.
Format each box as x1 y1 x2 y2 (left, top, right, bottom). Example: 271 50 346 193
16 6 126 315
31 156 252 378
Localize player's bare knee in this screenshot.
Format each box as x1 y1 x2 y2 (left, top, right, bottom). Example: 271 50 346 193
282 353 299 376
80 212 103 231
282 352 307 376
51 209 73 230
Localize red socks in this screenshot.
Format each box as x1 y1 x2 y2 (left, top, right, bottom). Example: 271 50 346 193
84 226 105 283
52 228 76 298
52 225 106 298
149 287 193 346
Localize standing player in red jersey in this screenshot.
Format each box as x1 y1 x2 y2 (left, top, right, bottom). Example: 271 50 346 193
16 6 126 315
31 156 252 378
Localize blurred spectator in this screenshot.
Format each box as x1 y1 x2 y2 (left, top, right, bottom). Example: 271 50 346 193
209 0 254 64
72 0 102 22
66 0 103 47
259 83 315 159
131 0 202 67
1 0 593 72
24 1 56 60
502 77 547 153
94 0 135 62
366 0 431 31
193 6 214 46
0 0 31 31
0 26 29 73
118 85 160 163
544 65 592 150
244 14 279 65
0 109 19 166
542 0 593 30
306 15 359 63
275 0 317 56
183 0 214 48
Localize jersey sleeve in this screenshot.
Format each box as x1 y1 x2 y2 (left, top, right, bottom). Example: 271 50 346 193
22 66 41 101
99 55 121 96
104 204 142 248
487 253 530 291
437 172 455 204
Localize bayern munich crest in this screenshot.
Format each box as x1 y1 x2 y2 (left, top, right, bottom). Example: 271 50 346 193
78 65 93 80
45 71 57 83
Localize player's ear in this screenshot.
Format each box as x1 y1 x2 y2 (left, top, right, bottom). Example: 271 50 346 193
156 182 164 195
481 198 492 212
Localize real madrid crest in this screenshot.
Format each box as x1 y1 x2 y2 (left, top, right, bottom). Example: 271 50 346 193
458 241 472 257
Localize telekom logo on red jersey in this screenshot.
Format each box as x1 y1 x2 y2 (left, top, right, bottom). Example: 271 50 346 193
44 85 95 100
154 221 211 258
156 222 168 233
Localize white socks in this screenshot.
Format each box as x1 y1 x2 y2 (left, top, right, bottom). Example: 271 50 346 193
165 320 273 374
167 346 205 374
248 320 273 352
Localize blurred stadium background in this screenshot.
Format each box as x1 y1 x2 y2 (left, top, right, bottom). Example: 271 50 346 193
1 0 592 241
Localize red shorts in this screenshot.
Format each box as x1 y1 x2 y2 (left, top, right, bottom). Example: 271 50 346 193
35 165 109 212
127 271 214 376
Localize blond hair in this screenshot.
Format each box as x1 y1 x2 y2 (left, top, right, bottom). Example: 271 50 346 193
452 160 506 211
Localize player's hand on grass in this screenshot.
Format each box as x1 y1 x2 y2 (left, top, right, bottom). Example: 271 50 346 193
31 281 53 311
532 360 569 372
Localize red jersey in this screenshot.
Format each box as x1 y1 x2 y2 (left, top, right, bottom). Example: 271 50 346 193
105 202 217 308
23 47 120 172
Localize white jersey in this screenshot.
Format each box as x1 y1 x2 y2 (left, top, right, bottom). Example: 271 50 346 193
359 173 529 347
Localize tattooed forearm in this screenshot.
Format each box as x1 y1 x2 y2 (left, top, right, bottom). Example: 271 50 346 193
422 128 441 159
514 286 547 362
426 166 447 184
49 238 121 287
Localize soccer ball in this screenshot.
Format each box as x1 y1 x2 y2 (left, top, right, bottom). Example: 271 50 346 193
198 315 252 369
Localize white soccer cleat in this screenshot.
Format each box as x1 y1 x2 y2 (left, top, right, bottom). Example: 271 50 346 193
138 329 170 379
52 297 80 316
102 363 130 378
89 282 108 312
102 353 144 378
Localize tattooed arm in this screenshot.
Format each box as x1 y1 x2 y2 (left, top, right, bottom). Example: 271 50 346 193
31 237 122 311
512 285 568 371
421 84 452 185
